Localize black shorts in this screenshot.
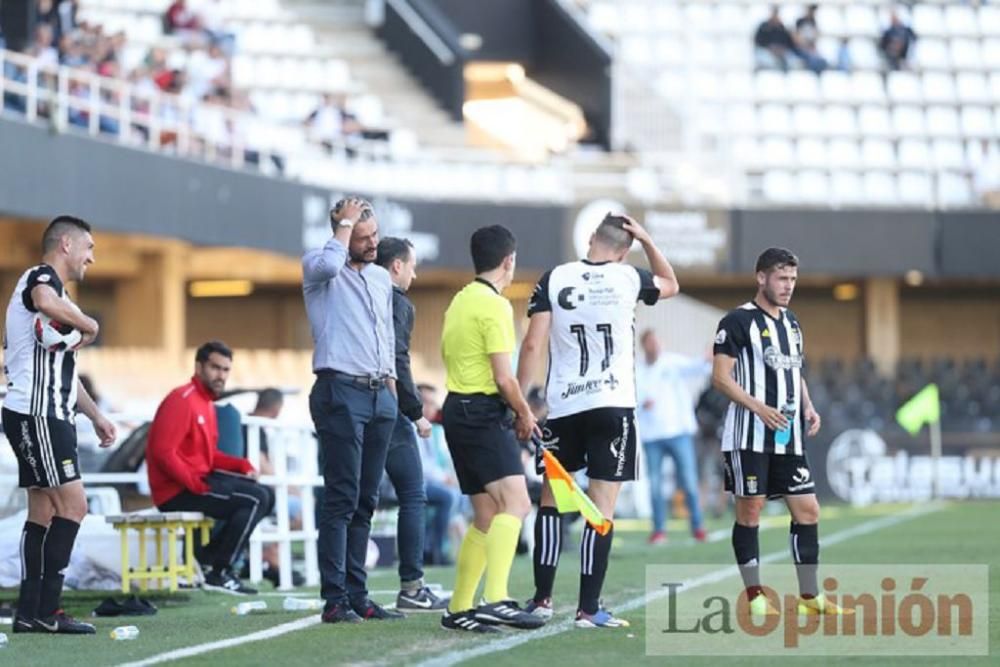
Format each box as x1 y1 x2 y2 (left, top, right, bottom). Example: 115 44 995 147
542 407 639 482
442 393 524 495
723 449 815 498
2 407 80 488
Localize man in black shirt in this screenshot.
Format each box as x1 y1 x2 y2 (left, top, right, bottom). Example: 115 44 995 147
376 237 449 612
754 6 795 71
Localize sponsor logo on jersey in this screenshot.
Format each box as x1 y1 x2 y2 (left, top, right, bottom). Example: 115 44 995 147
557 286 585 310
763 346 804 371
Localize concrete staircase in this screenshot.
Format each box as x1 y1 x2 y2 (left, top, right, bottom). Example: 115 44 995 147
281 0 469 150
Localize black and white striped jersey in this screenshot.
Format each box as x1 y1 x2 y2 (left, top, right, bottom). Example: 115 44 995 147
713 301 805 455
2 264 79 421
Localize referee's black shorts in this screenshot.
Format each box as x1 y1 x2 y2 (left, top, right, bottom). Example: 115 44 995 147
442 393 524 495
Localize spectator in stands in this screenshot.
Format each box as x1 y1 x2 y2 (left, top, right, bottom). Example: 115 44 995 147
186 43 230 100
636 330 708 545
880 10 917 71
793 5 826 74
305 93 364 154
754 6 796 72
145 340 274 596
31 24 59 69
199 0 236 55
836 38 852 73
417 384 460 567
163 0 203 43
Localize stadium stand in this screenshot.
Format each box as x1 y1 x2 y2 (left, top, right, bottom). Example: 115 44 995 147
579 0 1000 207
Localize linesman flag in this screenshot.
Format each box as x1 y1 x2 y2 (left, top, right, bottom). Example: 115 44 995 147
896 383 941 436
532 436 613 536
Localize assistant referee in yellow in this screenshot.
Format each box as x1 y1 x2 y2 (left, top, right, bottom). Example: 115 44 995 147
438 224 544 634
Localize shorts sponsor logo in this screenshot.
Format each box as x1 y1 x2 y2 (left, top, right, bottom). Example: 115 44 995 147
609 416 629 477
18 422 40 479
62 458 75 479
793 467 810 484
541 427 560 452
647 564 988 656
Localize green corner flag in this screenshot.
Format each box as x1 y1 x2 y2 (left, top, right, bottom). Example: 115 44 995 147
896 383 941 436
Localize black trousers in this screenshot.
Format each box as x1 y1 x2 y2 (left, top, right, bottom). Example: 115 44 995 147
159 471 275 572
310 374 397 606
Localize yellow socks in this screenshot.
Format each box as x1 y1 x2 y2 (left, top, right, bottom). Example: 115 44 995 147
448 526 488 613
483 513 523 604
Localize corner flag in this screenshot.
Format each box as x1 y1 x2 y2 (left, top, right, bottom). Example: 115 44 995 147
896 383 941 436
533 438 612 536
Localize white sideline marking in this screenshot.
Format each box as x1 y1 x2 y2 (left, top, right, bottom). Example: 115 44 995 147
414 502 946 667
121 503 943 666
116 614 322 667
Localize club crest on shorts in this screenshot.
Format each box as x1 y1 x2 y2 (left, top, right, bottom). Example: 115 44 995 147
746 475 758 495
62 458 76 478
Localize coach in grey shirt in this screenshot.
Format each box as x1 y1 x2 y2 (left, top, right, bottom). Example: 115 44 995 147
303 197 403 623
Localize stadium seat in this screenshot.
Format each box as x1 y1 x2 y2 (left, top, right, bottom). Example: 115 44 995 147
936 172 973 207
897 139 931 169
830 170 865 204
983 39 1000 69
859 106 892 137
897 171 933 206
620 36 654 66
762 170 797 202
926 106 961 138
588 2 621 34
721 72 755 101
922 72 957 104
950 39 982 70
684 3 715 32
944 6 979 38
715 4 747 34
861 139 896 169
759 104 791 133
982 7 1000 37
654 40 685 67
726 105 757 135
828 138 861 167
887 72 922 103
797 170 829 204
960 107 995 138
931 140 967 169
911 5 945 38
914 39 950 70
796 138 828 168
786 71 819 102
693 73 722 101
755 71 789 102
850 72 885 103
892 106 926 137
792 105 823 135
863 171 897 204
815 5 845 36
622 3 651 33
651 3 680 31
845 5 879 35
759 137 795 167
823 105 858 137
820 71 851 102
848 38 882 70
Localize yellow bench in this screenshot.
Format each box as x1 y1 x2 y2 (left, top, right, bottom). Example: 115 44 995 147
106 512 215 593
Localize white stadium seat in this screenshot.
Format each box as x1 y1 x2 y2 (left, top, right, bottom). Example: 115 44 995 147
982 7 1000 37
897 172 933 206
762 170 797 203
983 39 1000 69
823 105 858 137
756 71 789 102
850 72 885 103
887 72 921 103
898 139 931 169
815 6 846 36
793 105 823 135
786 71 819 102
848 38 882 70
828 138 861 167
960 107 995 138
932 140 967 169
859 106 892 136
944 6 979 37
911 5 944 38
759 138 795 167
845 6 879 35
950 39 982 70
921 72 957 104
862 139 896 168
926 106 961 138
831 170 865 204
726 105 757 135
721 72 755 101
797 170 830 203
796 138 828 167
588 2 621 34
759 104 792 132
864 171 897 204
914 39 950 70
820 71 851 102
937 173 973 207
892 106 926 137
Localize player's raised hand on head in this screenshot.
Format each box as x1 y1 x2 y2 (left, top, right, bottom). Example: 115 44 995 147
331 197 371 226
620 216 652 245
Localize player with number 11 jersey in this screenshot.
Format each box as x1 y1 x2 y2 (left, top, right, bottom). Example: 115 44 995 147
516 213 679 629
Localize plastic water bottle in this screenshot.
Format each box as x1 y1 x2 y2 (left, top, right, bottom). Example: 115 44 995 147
110 626 139 641
231 601 268 615
775 400 797 446
0 632 8 648
283 597 323 611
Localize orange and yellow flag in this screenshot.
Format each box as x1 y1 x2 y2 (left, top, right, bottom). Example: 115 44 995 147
540 447 613 536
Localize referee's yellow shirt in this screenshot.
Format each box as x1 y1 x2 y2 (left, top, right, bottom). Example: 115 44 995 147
441 279 516 395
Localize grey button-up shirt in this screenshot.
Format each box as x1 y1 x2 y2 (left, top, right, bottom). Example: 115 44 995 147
302 236 396 377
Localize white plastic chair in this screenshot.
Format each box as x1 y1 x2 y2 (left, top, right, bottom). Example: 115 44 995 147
862 138 896 168
820 70 851 102
797 170 830 204
892 106 926 137
859 106 892 136
796 138 828 167
931 140 966 169
937 172 973 207
960 107 995 138
828 139 861 167
759 104 791 132
921 72 957 104
793 105 823 135
762 170 798 203
945 5 979 38
897 139 931 169
950 39 982 70
831 170 865 204
887 72 922 103
914 39 949 70
926 106 961 138
786 71 819 102
824 105 858 137
850 72 885 103
911 5 945 38
897 172 933 207
864 171 897 204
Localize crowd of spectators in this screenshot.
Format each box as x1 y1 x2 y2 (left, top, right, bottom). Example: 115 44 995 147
754 4 918 74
